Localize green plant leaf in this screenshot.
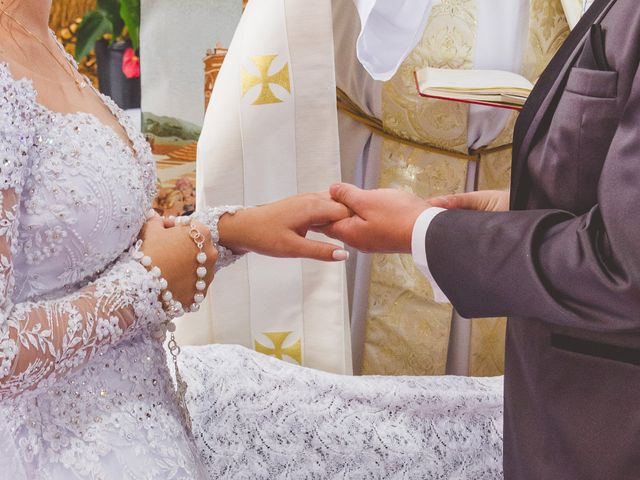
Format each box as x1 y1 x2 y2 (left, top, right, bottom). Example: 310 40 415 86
75 10 114 61
120 0 140 50
98 0 124 36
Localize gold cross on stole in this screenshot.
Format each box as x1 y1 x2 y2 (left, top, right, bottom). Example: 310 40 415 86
255 331 302 364
241 55 291 105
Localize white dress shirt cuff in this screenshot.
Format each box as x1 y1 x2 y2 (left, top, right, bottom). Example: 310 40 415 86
411 207 450 304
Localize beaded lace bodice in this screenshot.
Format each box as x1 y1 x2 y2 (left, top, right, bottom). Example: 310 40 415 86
12 83 154 302
13 88 154 303
0 63 206 477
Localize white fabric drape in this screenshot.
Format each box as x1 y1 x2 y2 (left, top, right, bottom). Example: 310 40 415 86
354 0 436 81
237 0 305 367
353 0 530 148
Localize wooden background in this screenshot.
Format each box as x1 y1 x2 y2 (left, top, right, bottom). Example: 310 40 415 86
50 0 95 31
50 0 99 85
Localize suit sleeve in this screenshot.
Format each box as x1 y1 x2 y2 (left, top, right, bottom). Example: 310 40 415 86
426 64 640 333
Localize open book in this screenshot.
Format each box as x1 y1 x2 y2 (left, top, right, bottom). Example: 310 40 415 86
415 67 534 111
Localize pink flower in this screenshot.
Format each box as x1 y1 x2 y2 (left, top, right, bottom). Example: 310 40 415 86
122 48 140 79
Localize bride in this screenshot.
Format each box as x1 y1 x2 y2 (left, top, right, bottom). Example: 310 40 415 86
0 0 503 478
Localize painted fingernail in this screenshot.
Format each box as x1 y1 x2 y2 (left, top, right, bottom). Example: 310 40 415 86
332 249 350 261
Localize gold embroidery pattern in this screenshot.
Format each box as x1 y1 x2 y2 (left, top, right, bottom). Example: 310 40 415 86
362 0 477 376
362 144 470 375
255 331 302 365
523 0 571 82
241 55 291 105
469 317 508 376
382 0 476 154
487 111 519 150
477 148 513 193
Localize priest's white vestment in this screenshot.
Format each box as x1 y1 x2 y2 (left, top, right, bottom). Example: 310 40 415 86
185 0 572 375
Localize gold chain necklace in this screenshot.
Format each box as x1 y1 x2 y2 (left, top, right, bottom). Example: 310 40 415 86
0 9 87 90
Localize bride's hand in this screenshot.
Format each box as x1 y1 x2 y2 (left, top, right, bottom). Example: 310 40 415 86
430 190 510 212
138 216 218 306
218 192 351 262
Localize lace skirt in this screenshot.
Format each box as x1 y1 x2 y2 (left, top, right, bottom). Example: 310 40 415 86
181 344 504 479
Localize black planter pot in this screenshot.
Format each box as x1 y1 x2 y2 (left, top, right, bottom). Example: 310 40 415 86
94 39 141 110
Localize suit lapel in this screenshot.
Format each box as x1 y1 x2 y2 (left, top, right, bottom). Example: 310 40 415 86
510 0 617 208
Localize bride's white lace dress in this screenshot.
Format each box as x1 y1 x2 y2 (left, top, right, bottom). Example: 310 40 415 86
0 61 503 479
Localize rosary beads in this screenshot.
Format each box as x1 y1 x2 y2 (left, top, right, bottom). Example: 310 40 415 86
135 221 209 320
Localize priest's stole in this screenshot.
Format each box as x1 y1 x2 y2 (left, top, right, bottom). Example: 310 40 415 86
196 0 352 374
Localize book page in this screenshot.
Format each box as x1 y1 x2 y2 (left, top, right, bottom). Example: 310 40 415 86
416 67 533 94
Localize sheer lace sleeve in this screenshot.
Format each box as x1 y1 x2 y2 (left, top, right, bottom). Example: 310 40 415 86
0 98 166 401
187 206 245 271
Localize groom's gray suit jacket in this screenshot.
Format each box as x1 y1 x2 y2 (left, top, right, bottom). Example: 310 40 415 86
425 0 640 478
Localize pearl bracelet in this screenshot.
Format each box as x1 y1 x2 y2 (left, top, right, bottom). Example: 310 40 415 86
133 241 193 431
135 222 209 318
134 247 184 324
178 206 245 272
187 222 209 313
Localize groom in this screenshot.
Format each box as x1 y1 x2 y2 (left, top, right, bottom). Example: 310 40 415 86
321 0 640 478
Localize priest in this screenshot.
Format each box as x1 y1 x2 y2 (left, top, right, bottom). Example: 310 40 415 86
194 0 571 375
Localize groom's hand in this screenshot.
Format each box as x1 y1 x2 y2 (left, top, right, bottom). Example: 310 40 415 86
318 183 432 254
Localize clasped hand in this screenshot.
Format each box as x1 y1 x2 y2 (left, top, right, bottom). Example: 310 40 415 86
136 187 509 306
136 193 353 306
317 184 510 254
214 186 508 261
